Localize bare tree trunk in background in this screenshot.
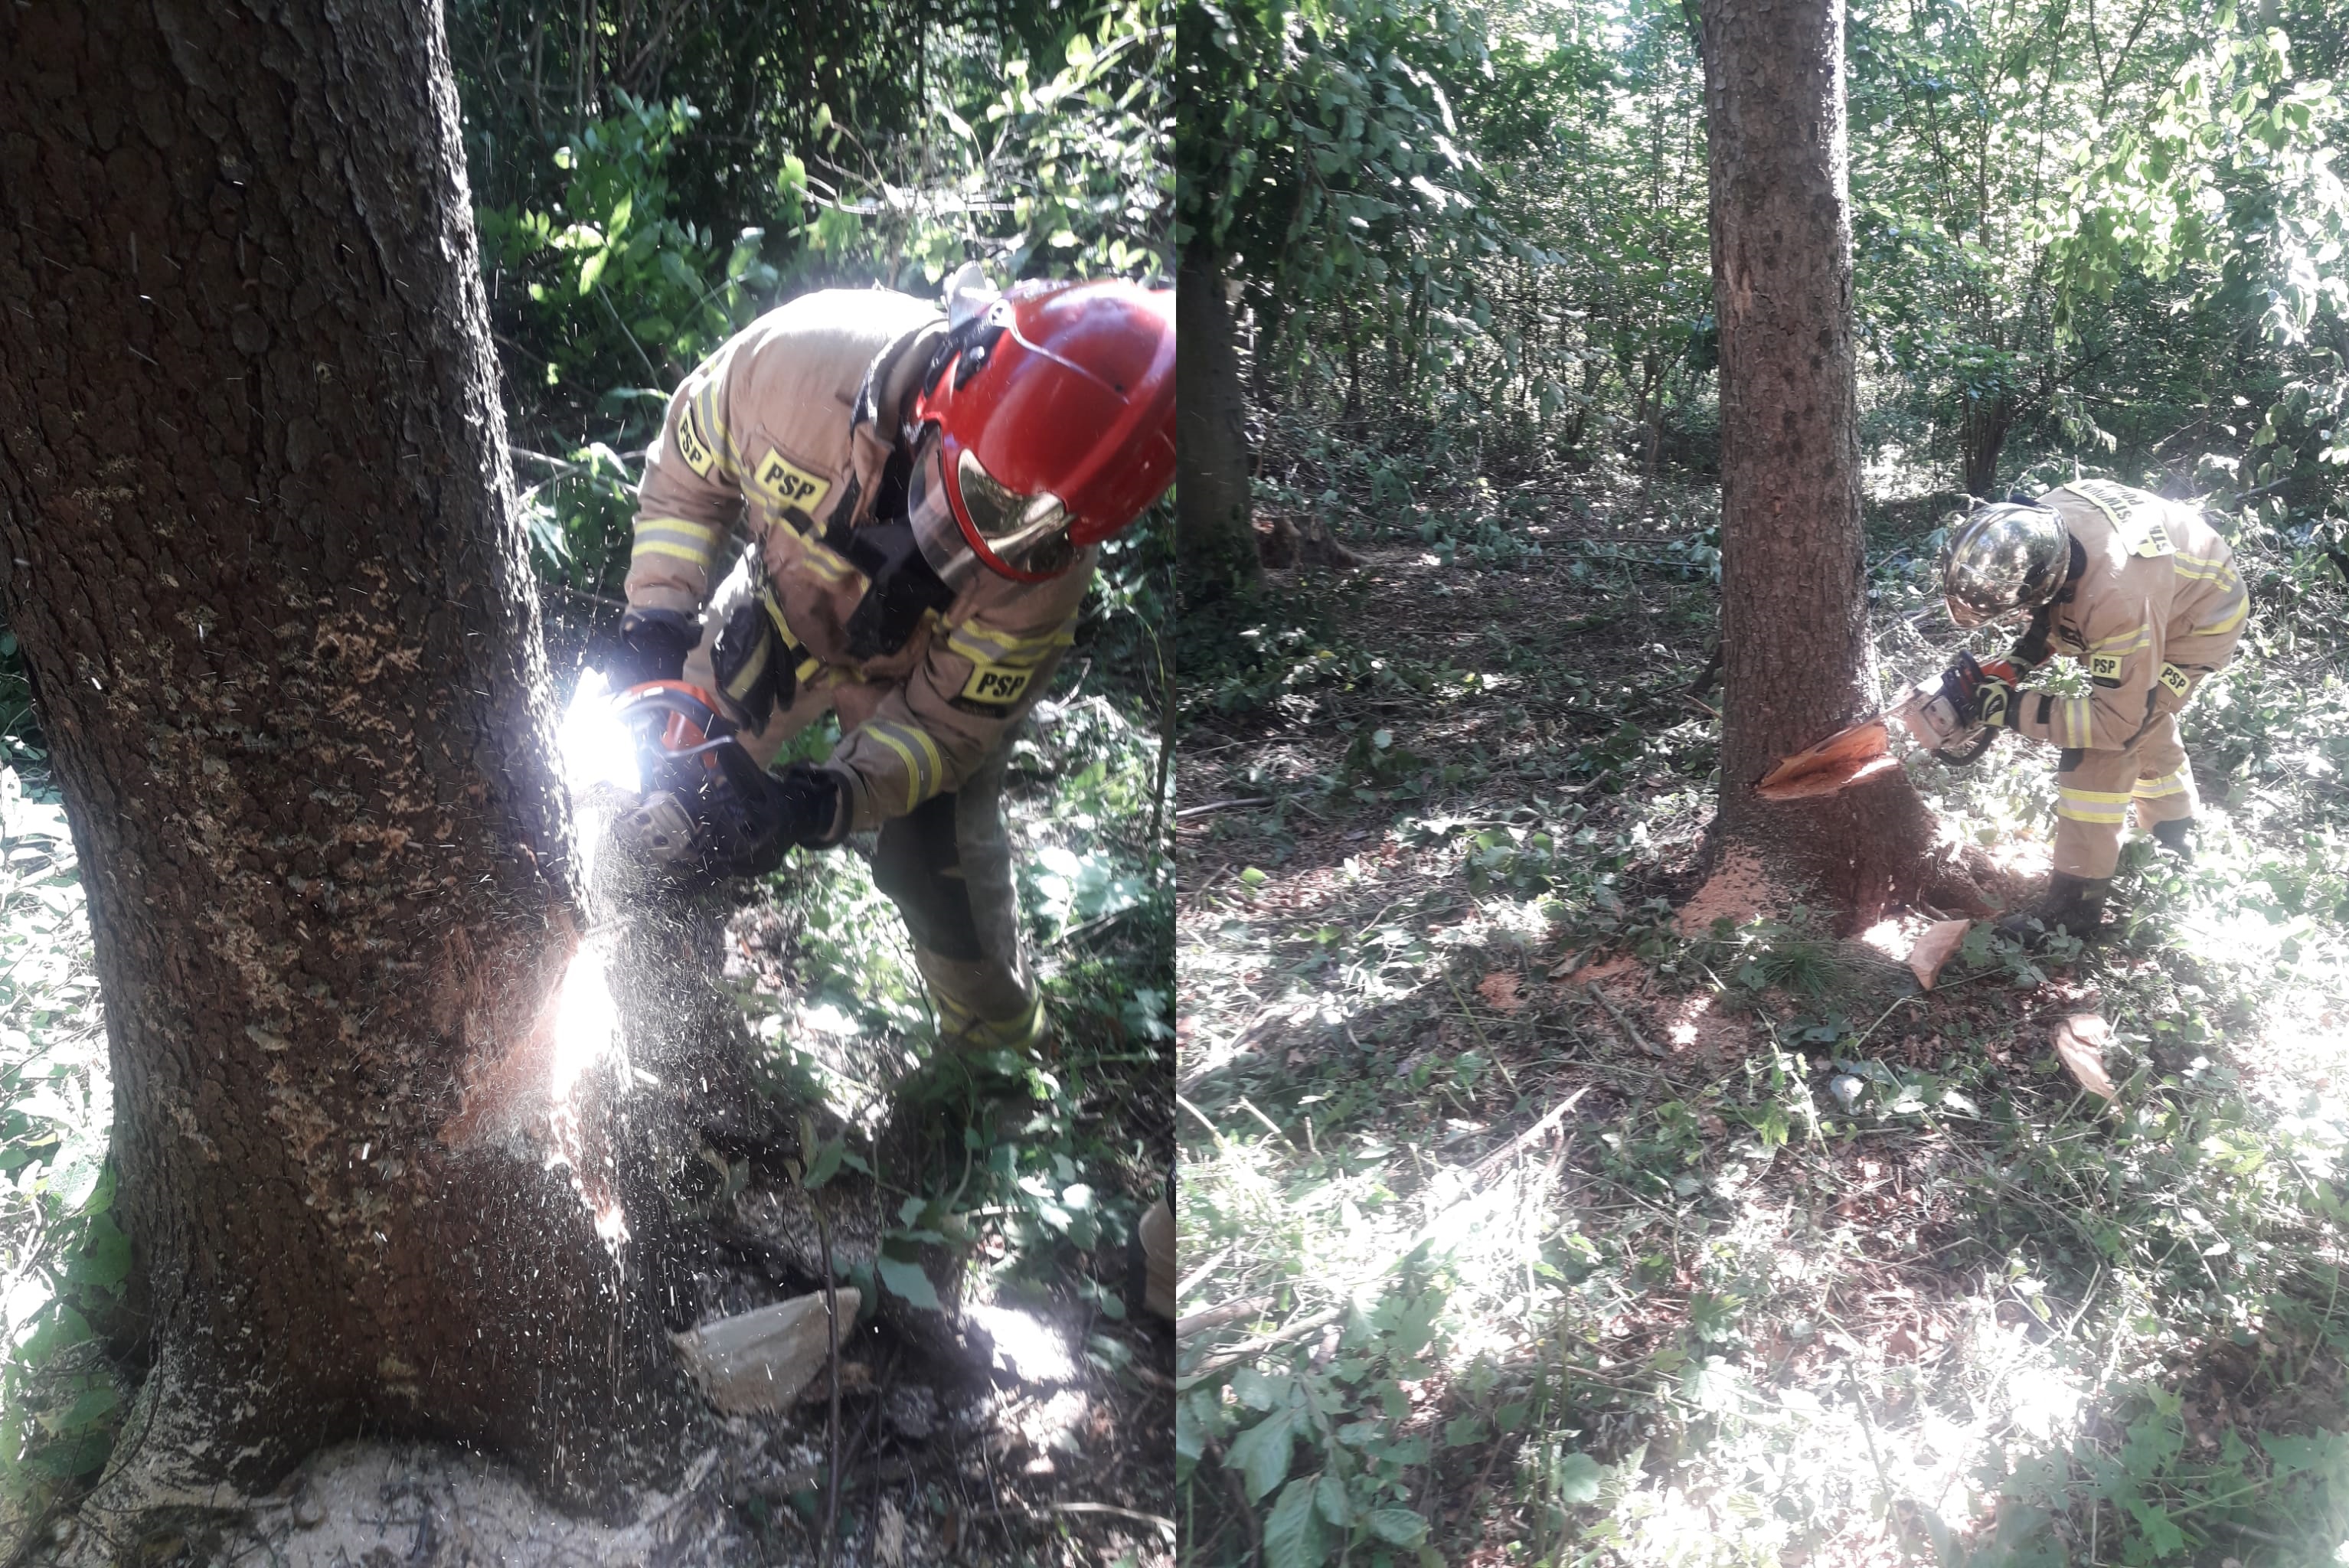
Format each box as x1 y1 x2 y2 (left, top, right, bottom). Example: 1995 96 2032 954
0 0 690 1531
1960 387 2016 497
1697 0 1978 927
1178 240 1262 597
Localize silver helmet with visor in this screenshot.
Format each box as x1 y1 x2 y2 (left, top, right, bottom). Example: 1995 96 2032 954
1940 500 2070 628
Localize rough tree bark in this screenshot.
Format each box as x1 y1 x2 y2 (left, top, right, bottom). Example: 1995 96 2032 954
0 0 691 1530
1177 240 1263 598
1695 0 1985 927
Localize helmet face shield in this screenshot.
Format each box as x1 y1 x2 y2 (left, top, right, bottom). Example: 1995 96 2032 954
907 424 1079 584
1941 501 2069 628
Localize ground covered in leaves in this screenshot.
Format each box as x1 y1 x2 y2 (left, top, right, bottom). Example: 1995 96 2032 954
1174 450 2349 1566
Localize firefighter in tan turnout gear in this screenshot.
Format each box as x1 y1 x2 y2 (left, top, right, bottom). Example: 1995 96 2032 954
1939 479 2248 941
597 270 1176 1301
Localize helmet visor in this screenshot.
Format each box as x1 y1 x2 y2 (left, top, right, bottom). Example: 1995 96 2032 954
907 425 1078 583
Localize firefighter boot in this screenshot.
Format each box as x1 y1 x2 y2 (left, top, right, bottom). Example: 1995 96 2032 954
2148 816 2195 862
1132 1178 1177 1321
1997 873 2112 946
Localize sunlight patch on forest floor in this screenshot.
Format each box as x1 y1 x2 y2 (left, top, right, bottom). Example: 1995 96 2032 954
1177 470 2349 1565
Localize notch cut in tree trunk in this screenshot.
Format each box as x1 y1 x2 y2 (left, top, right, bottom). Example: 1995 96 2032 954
1694 0 1993 931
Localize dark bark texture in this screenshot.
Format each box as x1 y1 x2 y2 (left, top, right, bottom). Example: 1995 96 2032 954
1176 241 1262 598
1697 0 1964 925
0 0 683 1516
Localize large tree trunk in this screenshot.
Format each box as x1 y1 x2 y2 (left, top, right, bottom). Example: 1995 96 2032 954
1177 240 1262 598
1697 0 1973 926
0 0 688 1525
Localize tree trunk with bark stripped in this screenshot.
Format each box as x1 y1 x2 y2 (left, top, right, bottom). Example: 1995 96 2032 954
0 0 689 1527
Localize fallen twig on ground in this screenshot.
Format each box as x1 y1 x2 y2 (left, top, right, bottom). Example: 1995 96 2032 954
1587 982 1661 1056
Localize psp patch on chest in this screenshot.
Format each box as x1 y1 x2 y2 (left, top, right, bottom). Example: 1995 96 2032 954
750 448 832 521
956 662 1036 710
2089 651 2124 687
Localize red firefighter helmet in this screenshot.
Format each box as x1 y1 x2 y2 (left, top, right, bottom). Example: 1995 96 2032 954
907 278 1176 583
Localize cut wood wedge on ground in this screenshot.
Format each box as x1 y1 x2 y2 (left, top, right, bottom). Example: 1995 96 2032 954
1907 919 1972 989
2051 1015 2118 1102
672 1289 861 1414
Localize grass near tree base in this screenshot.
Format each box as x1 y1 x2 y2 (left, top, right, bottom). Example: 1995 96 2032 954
1175 451 2349 1568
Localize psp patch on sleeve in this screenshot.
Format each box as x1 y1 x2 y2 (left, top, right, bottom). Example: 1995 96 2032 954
2158 662 2193 698
2089 651 2124 688
956 661 1037 711
675 405 717 478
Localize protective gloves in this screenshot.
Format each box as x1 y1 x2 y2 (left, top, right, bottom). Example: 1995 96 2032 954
604 607 697 691
763 763 850 853
1947 652 2021 730
1969 672 2017 730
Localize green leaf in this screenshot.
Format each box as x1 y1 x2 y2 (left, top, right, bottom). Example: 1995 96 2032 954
801 1140 844 1191
1227 1408 1295 1503
52 1382 118 1433
577 249 609 296
1176 1403 1206 1465
1555 1451 1603 1504
2124 1497 2186 1557
74 1213 130 1291
1263 1475 1326 1568
1315 1472 1351 1527
874 1255 941 1312
1365 1507 1428 1546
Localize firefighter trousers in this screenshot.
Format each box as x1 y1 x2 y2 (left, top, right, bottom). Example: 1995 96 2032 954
2051 712 2197 879
867 739 1047 1056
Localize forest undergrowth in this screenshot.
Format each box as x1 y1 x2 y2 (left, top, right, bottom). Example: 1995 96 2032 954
1175 429 2349 1567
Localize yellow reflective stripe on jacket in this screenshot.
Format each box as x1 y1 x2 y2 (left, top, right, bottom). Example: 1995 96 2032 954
946 619 1077 665
2053 694 2096 748
631 517 723 568
2194 590 2249 637
691 379 739 478
722 631 770 704
760 590 823 683
2134 770 2190 799
2087 622 2151 656
2056 785 2132 824
796 542 860 585
861 718 946 812
2171 550 2233 584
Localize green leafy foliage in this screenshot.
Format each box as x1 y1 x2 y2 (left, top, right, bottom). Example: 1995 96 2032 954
0 772 124 1524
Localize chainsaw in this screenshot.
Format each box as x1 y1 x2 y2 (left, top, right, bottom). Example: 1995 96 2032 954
1756 652 2020 800
1892 651 2017 765
606 681 779 871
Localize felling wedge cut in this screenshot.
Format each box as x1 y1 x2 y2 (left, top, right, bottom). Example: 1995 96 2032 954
1754 717 1903 801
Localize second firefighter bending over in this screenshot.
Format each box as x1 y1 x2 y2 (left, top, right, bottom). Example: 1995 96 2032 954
600 269 1176 1058
1939 479 2247 941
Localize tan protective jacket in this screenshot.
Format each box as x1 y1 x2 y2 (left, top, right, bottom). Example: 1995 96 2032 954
623 289 1096 830
2012 480 2248 753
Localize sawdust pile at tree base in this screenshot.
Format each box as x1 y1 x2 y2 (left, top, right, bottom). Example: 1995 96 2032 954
1675 848 1789 934
173 1440 812 1567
